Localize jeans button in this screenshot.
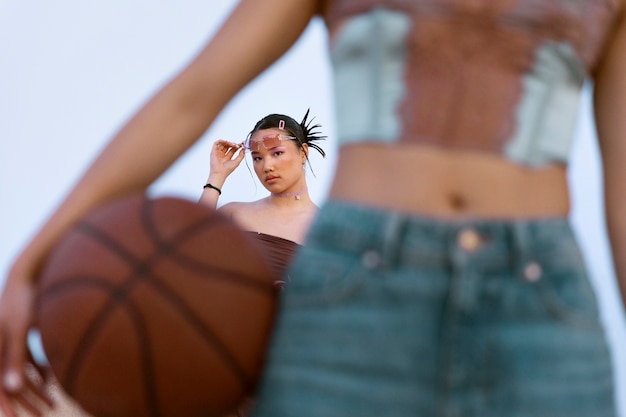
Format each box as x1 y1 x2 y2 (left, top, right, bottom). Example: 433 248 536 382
523 261 542 282
362 250 381 269
457 227 481 252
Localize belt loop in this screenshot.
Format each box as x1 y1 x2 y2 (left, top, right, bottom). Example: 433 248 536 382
511 221 531 280
380 212 407 267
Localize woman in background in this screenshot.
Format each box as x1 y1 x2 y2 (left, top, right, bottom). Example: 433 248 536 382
199 110 326 417
198 111 326 284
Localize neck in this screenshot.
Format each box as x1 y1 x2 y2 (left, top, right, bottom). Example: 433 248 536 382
271 187 308 200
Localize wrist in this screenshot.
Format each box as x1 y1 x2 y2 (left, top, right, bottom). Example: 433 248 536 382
8 252 40 287
203 183 222 195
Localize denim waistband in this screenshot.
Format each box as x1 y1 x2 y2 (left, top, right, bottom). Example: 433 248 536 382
308 199 576 270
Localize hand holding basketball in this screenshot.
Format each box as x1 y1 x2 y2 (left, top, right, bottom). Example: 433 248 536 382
36 193 277 417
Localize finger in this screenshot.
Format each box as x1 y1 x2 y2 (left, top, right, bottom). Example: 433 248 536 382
0 330 23 395
0 393 18 417
4 363 56 417
2 327 27 394
0 329 18 417
216 142 240 159
25 351 49 385
224 145 236 157
23 360 54 409
226 145 245 160
23 371 54 409
235 147 246 162
215 139 239 148
14 391 44 417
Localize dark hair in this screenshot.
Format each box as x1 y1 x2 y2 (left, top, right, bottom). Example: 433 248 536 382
248 109 327 158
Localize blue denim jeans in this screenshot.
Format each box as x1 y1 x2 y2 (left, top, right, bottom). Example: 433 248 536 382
251 200 616 417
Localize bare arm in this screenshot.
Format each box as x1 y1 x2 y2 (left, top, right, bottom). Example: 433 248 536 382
13 0 319 278
0 0 321 413
593 8 626 309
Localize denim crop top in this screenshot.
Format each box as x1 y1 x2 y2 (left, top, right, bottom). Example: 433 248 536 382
324 0 619 167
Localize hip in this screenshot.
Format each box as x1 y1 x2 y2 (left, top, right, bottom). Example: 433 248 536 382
287 199 601 328
253 200 615 417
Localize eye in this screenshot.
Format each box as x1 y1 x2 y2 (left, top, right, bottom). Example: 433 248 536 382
273 150 284 157
252 155 262 161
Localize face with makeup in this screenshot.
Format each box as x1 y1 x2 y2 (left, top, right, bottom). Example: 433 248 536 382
247 128 308 195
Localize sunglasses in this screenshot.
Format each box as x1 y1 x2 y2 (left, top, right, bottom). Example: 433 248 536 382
245 134 298 152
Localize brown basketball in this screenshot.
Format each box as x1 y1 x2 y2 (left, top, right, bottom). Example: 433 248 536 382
36 193 277 417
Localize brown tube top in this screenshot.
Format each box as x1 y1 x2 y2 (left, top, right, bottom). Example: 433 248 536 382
245 232 301 283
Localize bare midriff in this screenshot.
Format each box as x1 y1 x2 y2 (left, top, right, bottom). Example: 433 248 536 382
329 143 570 219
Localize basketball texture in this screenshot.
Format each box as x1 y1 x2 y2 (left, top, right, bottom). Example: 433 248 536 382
36 193 277 417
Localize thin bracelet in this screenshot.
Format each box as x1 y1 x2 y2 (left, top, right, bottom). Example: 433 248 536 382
203 183 222 195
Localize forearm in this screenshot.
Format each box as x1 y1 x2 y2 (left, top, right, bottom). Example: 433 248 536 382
10 75 223 283
198 174 227 209
7 0 318 283
0 0 321 408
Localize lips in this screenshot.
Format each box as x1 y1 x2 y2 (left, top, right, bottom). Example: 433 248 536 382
265 176 279 183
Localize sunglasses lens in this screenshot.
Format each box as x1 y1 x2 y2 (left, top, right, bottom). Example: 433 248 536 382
247 134 293 151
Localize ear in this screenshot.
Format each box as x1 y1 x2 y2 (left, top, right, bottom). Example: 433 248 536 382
300 143 309 163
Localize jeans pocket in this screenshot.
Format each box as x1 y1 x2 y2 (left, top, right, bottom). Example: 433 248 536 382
282 244 367 306
532 249 602 329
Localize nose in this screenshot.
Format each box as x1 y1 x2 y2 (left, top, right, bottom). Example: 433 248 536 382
263 160 274 172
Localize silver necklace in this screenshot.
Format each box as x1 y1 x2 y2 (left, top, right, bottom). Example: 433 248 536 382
272 187 307 200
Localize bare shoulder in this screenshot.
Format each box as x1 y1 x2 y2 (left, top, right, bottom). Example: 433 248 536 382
218 201 252 217
218 199 268 220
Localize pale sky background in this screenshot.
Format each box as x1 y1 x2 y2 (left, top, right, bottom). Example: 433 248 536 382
0 1 624 414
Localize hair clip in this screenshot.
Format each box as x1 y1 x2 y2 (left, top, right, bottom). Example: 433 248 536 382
278 120 285 130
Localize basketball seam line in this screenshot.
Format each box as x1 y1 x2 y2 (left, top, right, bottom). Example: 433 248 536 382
46 200 271 412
